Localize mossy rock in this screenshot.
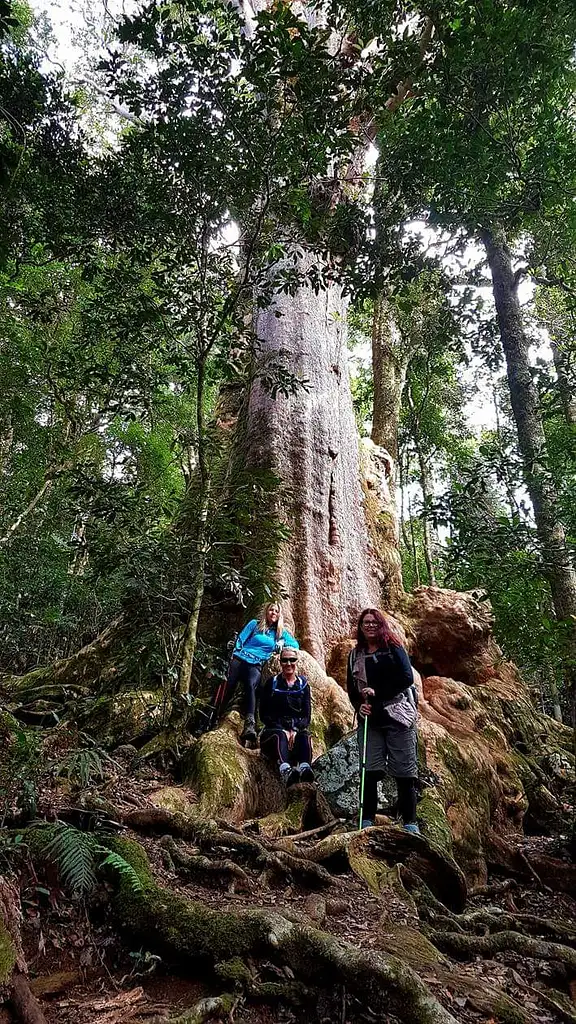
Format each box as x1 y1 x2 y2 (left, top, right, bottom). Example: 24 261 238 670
75 690 166 746
149 786 198 818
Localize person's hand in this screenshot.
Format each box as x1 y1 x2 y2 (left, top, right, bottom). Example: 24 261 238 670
284 729 296 748
359 703 372 716
361 687 375 698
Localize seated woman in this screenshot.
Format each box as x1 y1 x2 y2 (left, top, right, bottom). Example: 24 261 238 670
226 602 298 748
259 647 314 785
347 608 420 834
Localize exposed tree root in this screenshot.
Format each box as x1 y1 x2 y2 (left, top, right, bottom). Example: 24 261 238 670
512 977 576 1024
485 832 576 893
122 806 334 888
306 826 467 915
366 827 467 912
377 925 536 1024
429 927 576 972
7 976 49 1024
453 908 576 945
110 836 460 1024
266 819 344 849
167 993 238 1023
159 836 252 891
0 879 48 1024
469 878 519 898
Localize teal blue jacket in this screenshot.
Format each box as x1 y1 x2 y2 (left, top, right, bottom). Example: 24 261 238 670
233 619 299 666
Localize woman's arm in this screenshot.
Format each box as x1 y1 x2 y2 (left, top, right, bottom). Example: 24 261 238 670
280 629 299 649
297 678 311 728
233 619 257 654
346 653 361 712
389 643 415 690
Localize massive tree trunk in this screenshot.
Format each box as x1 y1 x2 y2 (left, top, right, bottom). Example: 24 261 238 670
480 226 576 705
245 263 386 663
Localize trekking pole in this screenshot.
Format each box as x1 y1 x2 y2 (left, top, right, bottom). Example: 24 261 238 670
358 713 368 831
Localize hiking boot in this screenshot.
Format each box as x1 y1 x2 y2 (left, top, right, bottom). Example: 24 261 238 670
240 716 257 749
360 818 375 829
299 763 314 783
286 767 301 787
403 822 421 835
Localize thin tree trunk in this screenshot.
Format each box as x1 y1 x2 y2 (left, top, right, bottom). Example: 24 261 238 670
415 442 437 586
407 489 421 587
480 226 576 706
371 295 408 469
178 355 210 696
399 452 411 555
547 669 563 723
550 336 576 426
177 502 209 696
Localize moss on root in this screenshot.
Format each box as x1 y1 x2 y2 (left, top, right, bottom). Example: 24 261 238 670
417 793 453 858
255 796 305 839
106 836 458 1024
0 921 17 985
189 719 254 818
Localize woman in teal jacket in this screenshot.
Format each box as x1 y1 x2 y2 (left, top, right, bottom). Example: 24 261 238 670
226 602 299 747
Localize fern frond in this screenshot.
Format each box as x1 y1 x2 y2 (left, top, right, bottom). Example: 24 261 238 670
97 849 144 893
55 748 106 788
45 822 97 896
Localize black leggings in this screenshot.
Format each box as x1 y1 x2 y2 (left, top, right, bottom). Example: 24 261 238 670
362 772 417 824
260 728 312 766
225 656 262 718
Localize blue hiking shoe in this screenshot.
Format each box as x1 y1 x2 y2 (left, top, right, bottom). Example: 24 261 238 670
299 763 314 783
404 822 421 835
360 819 375 829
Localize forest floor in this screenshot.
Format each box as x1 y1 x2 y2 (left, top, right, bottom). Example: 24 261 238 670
5 753 576 1024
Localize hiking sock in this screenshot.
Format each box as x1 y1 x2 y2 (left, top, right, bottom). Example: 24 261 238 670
396 776 417 824
362 772 380 822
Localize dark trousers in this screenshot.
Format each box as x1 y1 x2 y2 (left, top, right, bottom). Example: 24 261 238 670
362 772 417 824
225 656 262 719
260 727 312 766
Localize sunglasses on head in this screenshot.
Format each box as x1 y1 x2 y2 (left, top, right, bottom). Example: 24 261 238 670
281 657 297 664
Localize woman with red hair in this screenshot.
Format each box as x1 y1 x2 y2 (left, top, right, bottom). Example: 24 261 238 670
347 608 419 833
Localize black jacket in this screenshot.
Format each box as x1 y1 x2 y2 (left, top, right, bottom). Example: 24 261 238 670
347 644 415 726
260 674 311 731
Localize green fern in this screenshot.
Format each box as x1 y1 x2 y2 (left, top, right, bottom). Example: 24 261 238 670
45 823 97 896
96 849 144 893
43 823 144 897
54 745 108 788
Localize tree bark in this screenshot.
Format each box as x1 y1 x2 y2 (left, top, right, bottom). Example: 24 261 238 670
480 226 576 706
245 260 383 663
371 295 408 468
